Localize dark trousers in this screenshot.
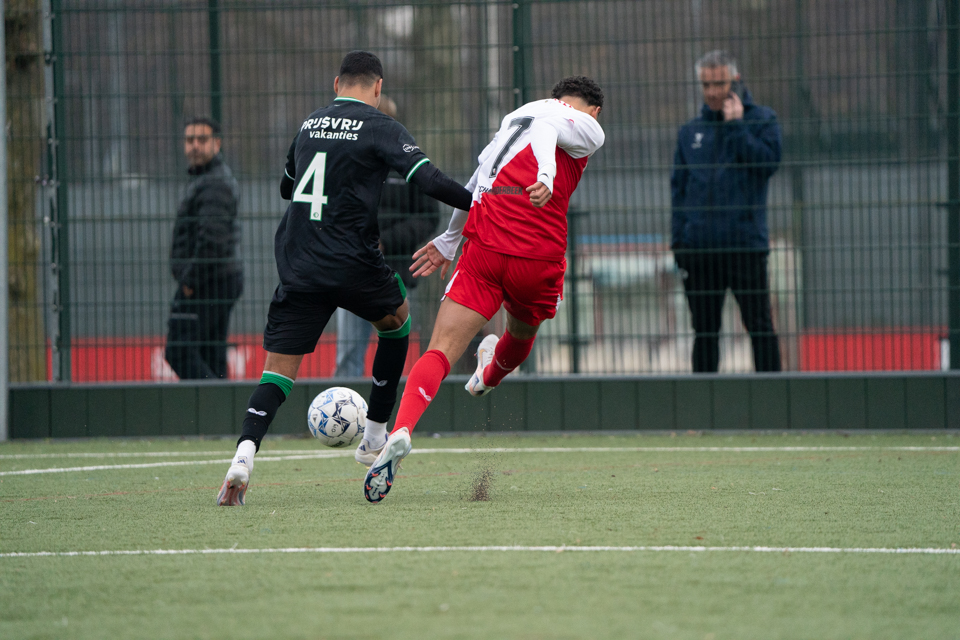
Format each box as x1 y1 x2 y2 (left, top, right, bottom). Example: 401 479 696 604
677 250 781 373
165 273 243 380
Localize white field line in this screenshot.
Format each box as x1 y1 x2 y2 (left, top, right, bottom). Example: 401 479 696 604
1 446 957 477
2 446 956 460
1 545 958 559
0 451 322 459
0 453 350 476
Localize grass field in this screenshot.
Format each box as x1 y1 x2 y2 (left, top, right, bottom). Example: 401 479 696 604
1 431 958 639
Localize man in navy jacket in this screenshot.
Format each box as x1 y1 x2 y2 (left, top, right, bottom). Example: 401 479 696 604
671 50 782 372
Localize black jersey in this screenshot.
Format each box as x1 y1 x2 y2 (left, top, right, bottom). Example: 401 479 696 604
274 97 431 291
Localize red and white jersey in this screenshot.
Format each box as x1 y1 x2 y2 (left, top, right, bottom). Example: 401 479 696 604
434 99 604 262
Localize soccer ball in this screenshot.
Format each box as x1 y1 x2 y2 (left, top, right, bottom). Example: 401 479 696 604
307 387 368 447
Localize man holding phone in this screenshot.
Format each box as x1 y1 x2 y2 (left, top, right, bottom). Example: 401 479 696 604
670 49 783 373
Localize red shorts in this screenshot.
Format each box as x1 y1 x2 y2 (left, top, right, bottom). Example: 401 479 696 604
443 240 566 326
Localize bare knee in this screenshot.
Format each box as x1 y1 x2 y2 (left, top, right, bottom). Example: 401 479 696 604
371 300 409 333
426 300 489 365
505 314 540 340
262 352 304 380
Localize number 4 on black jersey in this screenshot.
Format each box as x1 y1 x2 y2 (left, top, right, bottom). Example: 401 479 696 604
275 96 433 292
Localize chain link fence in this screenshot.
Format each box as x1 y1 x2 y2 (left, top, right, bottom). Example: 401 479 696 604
5 0 959 382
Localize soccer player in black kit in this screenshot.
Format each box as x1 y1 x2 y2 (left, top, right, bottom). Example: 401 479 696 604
218 51 472 506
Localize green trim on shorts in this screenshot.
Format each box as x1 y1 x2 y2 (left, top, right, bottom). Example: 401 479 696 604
261 371 294 397
378 315 411 339
394 272 407 299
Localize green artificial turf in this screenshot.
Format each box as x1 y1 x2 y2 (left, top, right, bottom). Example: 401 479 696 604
1 432 958 639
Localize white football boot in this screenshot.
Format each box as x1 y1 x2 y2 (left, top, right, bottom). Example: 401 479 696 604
363 427 412 504
216 464 250 506
354 434 386 467
465 334 499 397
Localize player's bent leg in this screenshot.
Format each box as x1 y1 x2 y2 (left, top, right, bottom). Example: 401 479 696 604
363 427 412 504
218 353 301 506
468 313 539 395
394 299 487 434
355 300 410 467
363 300 486 501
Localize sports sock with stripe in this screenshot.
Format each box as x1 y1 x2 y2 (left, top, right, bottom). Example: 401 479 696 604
392 349 450 435
238 371 293 451
366 316 410 424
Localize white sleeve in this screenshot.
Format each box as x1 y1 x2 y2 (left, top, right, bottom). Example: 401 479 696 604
432 208 469 261
555 112 605 159
431 164 482 261
528 120 560 193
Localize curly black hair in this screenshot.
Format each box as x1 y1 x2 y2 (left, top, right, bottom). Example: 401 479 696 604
338 50 383 87
551 76 604 109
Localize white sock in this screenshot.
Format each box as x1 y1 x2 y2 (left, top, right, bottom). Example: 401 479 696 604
364 419 388 447
232 440 257 472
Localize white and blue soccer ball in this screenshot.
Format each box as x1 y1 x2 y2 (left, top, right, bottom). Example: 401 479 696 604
307 387 368 447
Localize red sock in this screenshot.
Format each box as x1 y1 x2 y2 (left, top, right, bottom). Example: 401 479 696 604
392 350 451 435
482 331 535 388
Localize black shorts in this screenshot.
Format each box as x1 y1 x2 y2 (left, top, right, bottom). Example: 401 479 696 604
263 272 406 355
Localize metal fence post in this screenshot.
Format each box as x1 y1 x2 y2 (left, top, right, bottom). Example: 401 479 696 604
511 0 532 109
1 0 9 439
208 0 222 124
43 0 70 381
567 208 584 374
948 0 960 369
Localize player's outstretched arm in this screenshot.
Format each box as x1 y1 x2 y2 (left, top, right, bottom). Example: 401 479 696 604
409 164 473 212
410 240 451 279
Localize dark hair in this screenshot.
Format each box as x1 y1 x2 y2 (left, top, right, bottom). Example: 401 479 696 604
551 76 604 109
338 50 383 87
183 116 221 137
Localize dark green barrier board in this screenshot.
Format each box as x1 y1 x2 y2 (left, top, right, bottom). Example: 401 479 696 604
9 373 959 439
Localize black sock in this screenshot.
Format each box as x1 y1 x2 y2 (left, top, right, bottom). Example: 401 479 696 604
367 333 409 423
238 383 287 451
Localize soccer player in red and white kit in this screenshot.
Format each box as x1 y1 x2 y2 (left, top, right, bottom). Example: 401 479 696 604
362 76 605 503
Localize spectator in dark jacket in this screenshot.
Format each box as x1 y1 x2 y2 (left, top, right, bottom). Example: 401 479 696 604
334 97 439 377
671 50 782 372
165 117 243 379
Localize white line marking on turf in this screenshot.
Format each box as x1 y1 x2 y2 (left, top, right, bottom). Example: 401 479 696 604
1 446 956 476
0 451 289 459
2 446 955 461
2 545 958 559
0 453 352 476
